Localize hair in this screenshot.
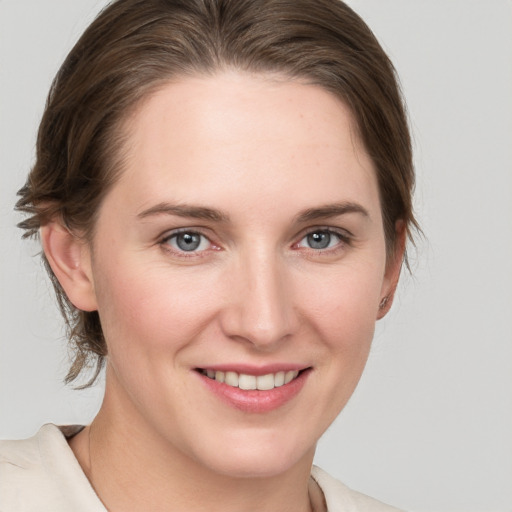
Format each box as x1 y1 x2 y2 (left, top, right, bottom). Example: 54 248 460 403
16 0 418 386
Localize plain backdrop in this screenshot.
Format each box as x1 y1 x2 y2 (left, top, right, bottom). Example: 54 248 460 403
1 1 511 511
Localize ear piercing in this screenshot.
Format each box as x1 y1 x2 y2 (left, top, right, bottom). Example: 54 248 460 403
379 296 390 310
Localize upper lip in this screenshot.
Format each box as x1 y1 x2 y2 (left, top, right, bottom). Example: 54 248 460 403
195 364 310 376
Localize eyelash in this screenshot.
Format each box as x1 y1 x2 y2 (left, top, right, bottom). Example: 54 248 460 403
159 227 352 258
294 227 352 255
159 229 217 258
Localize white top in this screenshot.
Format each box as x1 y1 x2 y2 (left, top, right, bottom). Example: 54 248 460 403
0 424 402 511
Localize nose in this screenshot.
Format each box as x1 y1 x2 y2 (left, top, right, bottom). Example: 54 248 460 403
219 247 298 349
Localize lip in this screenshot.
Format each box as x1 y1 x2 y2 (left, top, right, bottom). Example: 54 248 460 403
195 366 311 413
197 363 306 376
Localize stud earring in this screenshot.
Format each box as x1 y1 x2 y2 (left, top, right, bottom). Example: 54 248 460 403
379 296 390 310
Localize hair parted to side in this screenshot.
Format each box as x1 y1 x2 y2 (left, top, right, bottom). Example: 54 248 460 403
16 0 419 387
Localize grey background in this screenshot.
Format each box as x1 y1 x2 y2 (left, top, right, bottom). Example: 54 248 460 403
1 1 511 511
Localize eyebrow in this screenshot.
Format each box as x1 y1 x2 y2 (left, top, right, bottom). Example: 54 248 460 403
137 201 369 223
137 202 229 222
295 202 369 223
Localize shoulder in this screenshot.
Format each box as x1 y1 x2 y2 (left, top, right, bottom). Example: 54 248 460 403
0 424 53 484
1 426 43 467
0 424 105 512
311 466 404 512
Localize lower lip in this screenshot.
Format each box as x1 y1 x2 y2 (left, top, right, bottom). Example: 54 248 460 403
197 370 311 413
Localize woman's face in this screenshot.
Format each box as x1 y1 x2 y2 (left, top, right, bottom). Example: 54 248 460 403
82 72 400 478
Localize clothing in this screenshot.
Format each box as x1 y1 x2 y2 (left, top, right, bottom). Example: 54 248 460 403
1 424 402 511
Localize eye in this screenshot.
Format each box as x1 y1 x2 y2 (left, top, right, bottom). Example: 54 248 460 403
296 229 346 250
163 231 211 253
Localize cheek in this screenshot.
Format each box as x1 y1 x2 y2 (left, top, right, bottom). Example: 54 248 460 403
290 265 383 435
297 262 383 345
93 260 218 356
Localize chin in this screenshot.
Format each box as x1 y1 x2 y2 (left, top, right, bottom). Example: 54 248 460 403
202 453 307 479
185 428 317 479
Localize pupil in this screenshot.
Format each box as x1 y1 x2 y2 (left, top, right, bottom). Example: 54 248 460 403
307 231 330 249
177 233 200 251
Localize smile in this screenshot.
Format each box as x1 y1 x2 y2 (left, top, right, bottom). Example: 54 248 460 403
199 369 301 390
196 366 311 413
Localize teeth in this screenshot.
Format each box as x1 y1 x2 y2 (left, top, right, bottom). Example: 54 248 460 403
202 369 300 390
224 371 239 387
284 370 296 384
274 371 285 387
256 373 275 390
239 374 257 390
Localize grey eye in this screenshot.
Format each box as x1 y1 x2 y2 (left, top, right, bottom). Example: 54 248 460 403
176 233 201 251
306 231 332 249
168 232 210 252
297 230 342 250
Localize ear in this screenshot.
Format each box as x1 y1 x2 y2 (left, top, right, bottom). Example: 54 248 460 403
377 221 406 320
40 221 98 312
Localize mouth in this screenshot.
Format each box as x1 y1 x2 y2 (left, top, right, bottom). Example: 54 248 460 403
195 366 311 413
197 368 305 391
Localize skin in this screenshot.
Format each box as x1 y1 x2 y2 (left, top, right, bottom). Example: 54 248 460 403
42 71 404 512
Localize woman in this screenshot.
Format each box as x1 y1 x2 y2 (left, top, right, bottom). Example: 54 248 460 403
1 0 418 510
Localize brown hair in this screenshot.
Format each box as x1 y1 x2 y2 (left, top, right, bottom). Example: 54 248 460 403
16 0 418 386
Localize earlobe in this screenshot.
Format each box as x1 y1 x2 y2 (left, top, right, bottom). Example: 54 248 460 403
40 221 98 312
377 221 406 320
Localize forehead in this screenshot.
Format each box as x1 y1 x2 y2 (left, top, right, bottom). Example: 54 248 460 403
111 71 380 220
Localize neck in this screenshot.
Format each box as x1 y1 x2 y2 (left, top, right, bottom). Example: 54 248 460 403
69 372 319 512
